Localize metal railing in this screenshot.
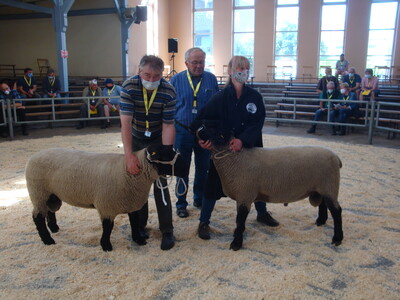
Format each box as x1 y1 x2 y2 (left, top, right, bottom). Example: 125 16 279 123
0 99 6 127
263 96 399 144
374 101 400 139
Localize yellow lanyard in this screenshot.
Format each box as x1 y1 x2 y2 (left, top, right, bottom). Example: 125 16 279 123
107 85 115 96
367 79 372 88
343 95 349 103
328 92 333 99
91 89 97 96
143 86 158 130
49 78 55 87
24 76 32 87
186 70 202 109
349 77 354 85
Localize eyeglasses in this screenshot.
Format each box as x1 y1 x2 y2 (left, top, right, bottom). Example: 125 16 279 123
188 61 205 66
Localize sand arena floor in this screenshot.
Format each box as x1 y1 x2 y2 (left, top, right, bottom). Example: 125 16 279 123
0 125 399 299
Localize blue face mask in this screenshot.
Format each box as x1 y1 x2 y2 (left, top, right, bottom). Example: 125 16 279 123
27 73 33 78
48 76 54 80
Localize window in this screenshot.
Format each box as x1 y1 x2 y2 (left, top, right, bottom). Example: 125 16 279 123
193 0 214 71
366 0 398 79
319 0 347 76
275 0 299 80
233 0 255 75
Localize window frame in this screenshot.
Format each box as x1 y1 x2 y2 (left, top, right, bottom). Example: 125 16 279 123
274 0 299 80
318 0 348 77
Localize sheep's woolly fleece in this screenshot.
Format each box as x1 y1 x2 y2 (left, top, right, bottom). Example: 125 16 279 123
0 127 399 299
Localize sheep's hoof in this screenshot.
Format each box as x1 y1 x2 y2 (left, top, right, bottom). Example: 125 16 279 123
230 239 242 251
132 235 147 246
315 218 327 226
101 241 113 252
48 223 59 233
331 234 343 246
42 237 56 245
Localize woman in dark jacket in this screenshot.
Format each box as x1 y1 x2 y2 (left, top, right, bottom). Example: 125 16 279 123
191 56 279 240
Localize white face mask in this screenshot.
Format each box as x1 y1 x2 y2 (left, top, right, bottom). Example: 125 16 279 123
365 74 371 79
4 90 10 95
327 89 333 94
349 73 354 77
142 79 160 90
232 70 249 84
340 89 346 94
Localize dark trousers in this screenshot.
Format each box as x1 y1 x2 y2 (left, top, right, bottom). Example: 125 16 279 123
130 135 173 234
78 103 105 127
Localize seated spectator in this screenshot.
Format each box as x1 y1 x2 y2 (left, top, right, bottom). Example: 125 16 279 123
335 54 349 77
316 67 339 94
42 69 64 103
341 67 362 99
360 68 379 101
330 83 358 136
0 81 28 136
307 81 340 134
102 78 121 128
16 68 41 102
76 79 105 129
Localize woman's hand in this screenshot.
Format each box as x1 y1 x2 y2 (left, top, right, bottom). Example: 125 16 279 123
229 138 243 153
198 139 212 150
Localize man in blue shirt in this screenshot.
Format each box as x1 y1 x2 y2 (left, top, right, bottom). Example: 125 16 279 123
341 67 362 99
170 48 219 218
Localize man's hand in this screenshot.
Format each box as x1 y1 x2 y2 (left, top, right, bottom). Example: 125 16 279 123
126 153 141 175
229 138 243 153
198 139 212 150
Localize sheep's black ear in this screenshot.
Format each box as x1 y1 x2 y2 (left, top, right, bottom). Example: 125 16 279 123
146 144 162 161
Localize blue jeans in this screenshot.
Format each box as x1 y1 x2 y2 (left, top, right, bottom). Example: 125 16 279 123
174 124 210 208
199 198 267 224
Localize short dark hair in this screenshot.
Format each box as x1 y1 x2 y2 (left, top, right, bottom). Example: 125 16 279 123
47 68 55 75
139 55 164 73
24 68 32 73
365 68 373 75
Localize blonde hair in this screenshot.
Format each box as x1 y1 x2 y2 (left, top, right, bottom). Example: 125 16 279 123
226 56 250 86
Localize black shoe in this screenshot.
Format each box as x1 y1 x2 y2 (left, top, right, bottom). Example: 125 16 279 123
76 123 84 130
176 207 189 218
198 222 210 240
160 232 175 250
193 201 202 208
22 130 29 136
331 131 337 136
307 126 316 134
106 121 112 128
257 212 279 227
100 124 107 129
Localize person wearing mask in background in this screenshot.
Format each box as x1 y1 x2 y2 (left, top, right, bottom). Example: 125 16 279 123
335 54 349 78
120 55 177 250
102 78 122 128
316 67 340 95
42 69 63 103
360 68 379 101
77 79 105 129
307 81 341 135
330 82 358 136
341 67 361 99
16 68 40 103
170 47 219 218
0 81 28 136
190 56 280 241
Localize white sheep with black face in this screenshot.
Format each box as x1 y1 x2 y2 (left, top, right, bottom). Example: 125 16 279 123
197 124 343 251
26 145 188 251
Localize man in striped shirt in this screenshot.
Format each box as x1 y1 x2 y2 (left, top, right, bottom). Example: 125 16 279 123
120 55 177 250
170 48 219 218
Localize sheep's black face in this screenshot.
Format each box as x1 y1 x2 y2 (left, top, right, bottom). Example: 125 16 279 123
196 120 231 148
146 144 189 178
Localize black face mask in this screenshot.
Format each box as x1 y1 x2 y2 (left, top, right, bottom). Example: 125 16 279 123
107 85 113 90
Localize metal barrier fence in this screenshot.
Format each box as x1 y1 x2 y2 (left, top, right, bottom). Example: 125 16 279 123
0 99 6 127
263 97 396 144
374 101 400 138
5 96 120 139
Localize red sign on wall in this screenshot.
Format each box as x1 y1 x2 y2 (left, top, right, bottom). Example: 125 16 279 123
61 50 69 59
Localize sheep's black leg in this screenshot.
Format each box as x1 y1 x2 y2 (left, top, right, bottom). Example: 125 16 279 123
100 218 114 251
315 200 328 226
230 204 249 251
128 212 147 246
33 213 55 245
324 197 343 246
46 211 59 233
